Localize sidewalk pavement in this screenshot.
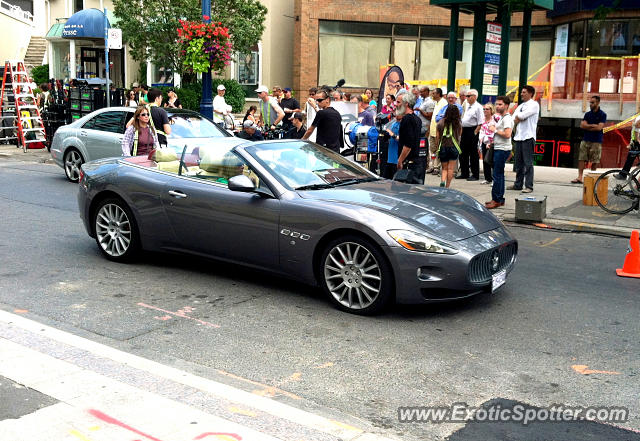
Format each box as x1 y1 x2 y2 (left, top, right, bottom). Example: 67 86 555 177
424 165 639 237
0 309 396 441
1 143 637 237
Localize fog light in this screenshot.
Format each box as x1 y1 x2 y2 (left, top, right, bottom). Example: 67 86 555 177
417 267 442 282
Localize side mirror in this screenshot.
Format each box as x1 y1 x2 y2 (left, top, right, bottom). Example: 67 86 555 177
228 174 256 192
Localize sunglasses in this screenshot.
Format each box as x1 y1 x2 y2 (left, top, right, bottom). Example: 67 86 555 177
484 108 491 110
316 97 328 102
466 94 475 97
139 113 150 117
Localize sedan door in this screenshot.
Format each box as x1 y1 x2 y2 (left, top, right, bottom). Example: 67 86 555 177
80 111 127 160
161 172 281 270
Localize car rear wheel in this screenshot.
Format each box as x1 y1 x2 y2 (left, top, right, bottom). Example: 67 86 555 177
320 235 394 315
64 149 83 182
93 198 139 262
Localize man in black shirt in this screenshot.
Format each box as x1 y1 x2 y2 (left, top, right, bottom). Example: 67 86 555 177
236 120 264 141
285 112 306 139
302 90 343 152
146 88 171 146
396 93 425 184
279 87 300 131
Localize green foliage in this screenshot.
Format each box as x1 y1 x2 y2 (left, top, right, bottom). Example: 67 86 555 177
113 0 266 78
183 39 210 74
31 65 49 85
112 0 201 75
157 79 245 113
210 0 267 54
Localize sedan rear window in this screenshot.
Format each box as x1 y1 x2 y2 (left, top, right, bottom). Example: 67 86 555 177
83 111 125 133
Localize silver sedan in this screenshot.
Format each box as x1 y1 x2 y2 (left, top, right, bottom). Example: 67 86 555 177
50 107 232 182
78 140 517 315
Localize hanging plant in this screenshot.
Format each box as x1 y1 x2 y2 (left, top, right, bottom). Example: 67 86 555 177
178 16 233 74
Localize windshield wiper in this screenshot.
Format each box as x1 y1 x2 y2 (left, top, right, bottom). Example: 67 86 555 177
295 177 378 191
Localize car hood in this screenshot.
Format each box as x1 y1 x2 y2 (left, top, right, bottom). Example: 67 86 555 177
298 180 501 241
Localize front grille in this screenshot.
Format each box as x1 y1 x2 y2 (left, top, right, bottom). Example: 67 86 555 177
468 242 517 284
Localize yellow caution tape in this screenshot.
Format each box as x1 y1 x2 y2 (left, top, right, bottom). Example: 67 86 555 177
603 113 640 133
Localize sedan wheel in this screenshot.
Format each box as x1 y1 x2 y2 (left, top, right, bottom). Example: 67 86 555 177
64 149 83 182
321 236 393 314
94 199 138 261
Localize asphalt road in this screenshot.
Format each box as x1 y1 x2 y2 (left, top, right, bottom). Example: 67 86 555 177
1 160 639 441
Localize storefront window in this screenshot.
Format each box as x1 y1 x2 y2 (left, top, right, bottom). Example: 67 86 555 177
568 20 585 57
319 35 391 88
151 64 173 85
587 19 640 56
236 51 258 85
51 42 70 81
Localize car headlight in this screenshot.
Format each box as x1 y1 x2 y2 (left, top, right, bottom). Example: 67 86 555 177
387 230 458 254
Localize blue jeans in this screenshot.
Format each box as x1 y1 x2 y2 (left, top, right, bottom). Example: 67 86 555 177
514 138 535 190
492 149 511 204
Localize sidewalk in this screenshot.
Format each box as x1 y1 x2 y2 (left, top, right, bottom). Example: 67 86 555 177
0 310 395 441
1 144 637 236
424 165 639 237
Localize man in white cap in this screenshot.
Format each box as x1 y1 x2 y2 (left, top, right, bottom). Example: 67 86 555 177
255 85 284 130
213 84 231 128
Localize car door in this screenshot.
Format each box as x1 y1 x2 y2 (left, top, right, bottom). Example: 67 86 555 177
160 153 280 270
80 111 126 160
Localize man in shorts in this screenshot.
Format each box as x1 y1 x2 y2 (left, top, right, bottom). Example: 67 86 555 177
573 95 606 184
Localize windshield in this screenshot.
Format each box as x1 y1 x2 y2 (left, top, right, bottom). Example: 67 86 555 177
168 113 227 138
244 141 376 190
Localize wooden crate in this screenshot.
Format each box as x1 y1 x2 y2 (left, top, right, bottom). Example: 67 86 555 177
583 173 608 206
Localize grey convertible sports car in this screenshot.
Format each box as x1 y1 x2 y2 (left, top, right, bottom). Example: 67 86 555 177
78 140 517 314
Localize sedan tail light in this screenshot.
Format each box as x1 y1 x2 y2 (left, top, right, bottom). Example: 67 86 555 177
79 168 85 183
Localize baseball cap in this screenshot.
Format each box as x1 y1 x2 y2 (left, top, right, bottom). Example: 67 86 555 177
217 84 226 91
243 120 258 129
284 87 292 92
255 85 269 93
289 111 304 121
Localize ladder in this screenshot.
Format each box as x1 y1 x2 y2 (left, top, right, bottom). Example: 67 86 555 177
0 61 46 152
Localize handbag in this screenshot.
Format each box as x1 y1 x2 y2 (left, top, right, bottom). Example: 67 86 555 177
483 144 494 167
393 168 416 183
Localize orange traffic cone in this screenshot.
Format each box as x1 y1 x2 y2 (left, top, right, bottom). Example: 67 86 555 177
616 230 640 278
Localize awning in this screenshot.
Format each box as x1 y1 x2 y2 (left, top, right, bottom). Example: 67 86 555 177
46 11 119 41
62 8 110 39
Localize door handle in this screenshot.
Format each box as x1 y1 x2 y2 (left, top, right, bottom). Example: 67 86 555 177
168 190 188 199
80 131 88 136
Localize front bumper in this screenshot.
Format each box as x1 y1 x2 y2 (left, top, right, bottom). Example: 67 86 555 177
388 228 517 304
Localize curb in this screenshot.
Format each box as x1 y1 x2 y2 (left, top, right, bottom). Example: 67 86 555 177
500 214 636 238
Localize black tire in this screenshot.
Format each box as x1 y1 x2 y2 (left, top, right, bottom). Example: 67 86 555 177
92 198 139 262
594 169 640 215
63 148 84 183
319 235 394 315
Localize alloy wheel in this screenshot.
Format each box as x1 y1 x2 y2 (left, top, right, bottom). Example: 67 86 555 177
95 203 132 257
64 150 83 182
324 241 382 310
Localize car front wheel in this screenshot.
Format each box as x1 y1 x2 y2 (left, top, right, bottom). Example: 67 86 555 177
64 149 83 182
320 235 394 315
93 198 139 262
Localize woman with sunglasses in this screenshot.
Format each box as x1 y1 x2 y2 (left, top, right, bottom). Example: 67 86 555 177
121 106 159 156
126 90 138 107
479 103 498 184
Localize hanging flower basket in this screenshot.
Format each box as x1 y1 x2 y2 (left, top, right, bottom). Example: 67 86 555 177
178 16 233 74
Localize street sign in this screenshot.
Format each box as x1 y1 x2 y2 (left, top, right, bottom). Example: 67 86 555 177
483 23 502 99
485 53 500 65
108 28 122 49
485 42 501 55
484 64 500 75
483 85 498 95
486 32 501 44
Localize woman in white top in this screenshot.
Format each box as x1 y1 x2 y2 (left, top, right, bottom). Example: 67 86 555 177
126 90 138 107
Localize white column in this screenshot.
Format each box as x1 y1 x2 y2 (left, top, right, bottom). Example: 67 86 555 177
123 45 128 87
69 40 76 79
146 60 152 85
173 72 181 88
48 41 54 78
258 41 263 86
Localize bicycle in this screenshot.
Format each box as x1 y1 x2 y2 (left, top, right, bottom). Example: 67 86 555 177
594 152 640 214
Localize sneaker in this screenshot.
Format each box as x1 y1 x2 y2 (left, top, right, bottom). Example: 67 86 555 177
521 188 533 193
507 185 522 191
480 180 492 185
439 182 445 187
466 177 479 181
